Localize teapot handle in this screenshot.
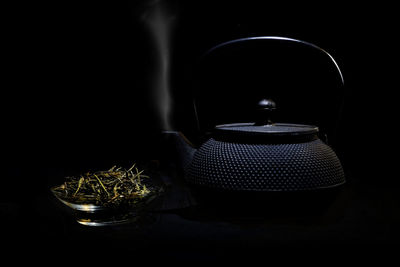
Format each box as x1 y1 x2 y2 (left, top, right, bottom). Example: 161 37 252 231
192 36 345 134
201 36 344 85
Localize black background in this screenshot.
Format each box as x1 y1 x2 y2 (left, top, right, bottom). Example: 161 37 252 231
2 0 398 262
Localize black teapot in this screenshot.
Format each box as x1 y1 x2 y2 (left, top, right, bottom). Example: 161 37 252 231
166 36 346 197
167 98 345 194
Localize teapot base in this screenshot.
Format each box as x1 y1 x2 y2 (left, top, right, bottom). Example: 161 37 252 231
188 183 346 217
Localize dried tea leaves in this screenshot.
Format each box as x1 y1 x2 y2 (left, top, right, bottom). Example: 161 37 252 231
52 164 156 207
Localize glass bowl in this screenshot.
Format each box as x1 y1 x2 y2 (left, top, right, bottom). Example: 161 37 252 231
51 183 162 226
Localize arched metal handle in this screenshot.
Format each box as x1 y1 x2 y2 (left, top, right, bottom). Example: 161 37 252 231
192 36 345 132
201 36 344 85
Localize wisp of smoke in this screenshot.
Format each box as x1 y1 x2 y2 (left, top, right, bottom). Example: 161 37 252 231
142 0 177 131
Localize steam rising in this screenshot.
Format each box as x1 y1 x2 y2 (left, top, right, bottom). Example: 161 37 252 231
142 0 177 130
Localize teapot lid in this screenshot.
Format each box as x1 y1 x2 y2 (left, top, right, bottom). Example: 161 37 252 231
213 99 319 142
215 123 318 136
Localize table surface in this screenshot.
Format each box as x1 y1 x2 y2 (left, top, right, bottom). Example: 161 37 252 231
2 168 400 263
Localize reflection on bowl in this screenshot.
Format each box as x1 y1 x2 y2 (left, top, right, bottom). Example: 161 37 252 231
51 189 105 212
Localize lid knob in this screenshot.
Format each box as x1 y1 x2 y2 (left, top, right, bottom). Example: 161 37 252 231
255 99 276 126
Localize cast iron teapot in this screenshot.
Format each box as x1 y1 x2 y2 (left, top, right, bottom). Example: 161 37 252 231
166 36 345 193
167 98 345 192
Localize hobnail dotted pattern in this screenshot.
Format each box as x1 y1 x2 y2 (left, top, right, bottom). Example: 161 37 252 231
186 138 345 191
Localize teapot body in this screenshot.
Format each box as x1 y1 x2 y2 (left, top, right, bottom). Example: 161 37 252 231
185 136 345 192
